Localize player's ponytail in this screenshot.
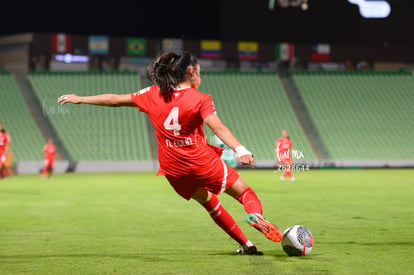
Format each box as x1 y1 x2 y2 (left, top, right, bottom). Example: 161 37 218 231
147 51 198 100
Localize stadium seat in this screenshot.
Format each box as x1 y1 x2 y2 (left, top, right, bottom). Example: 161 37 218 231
28 71 152 161
0 71 44 161
200 71 318 161
292 71 414 160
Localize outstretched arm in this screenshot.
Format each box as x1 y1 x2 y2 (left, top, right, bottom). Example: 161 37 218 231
205 114 254 167
58 94 135 107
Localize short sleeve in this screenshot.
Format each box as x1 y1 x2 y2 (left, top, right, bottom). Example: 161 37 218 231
130 86 152 113
200 95 217 120
4 133 10 144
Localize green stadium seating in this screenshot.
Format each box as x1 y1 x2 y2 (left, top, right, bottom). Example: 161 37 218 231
0 71 45 161
292 71 414 160
25 70 412 164
28 71 152 161
200 71 318 161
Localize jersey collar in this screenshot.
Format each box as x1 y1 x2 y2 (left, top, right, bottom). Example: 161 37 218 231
173 86 191 91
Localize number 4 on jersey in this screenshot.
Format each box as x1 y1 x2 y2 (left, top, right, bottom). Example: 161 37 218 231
163 107 181 136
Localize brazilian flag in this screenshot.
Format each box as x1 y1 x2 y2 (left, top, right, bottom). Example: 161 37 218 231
127 38 146 55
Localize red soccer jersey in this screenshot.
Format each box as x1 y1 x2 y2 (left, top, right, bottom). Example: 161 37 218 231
275 138 293 162
0 132 10 154
44 144 56 160
131 85 221 177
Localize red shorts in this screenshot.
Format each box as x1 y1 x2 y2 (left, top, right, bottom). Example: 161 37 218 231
280 159 292 165
165 159 240 200
44 158 54 168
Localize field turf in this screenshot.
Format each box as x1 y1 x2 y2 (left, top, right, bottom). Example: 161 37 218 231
0 169 413 274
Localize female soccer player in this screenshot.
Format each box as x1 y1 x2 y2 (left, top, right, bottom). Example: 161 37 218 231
42 138 56 178
275 130 296 182
58 51 282 255
0 123 10 179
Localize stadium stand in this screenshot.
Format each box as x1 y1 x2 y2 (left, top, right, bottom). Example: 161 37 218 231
28 71 152 161
292 71 414 160
200 71 318 162
0 71 44 161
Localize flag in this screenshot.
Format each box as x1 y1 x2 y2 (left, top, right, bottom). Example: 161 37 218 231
162 38 183 53
311 44 331 61
89 35 109 55
127 38 146 55
275 43 294 61
51 33 71 53
238 41 258 60
200 40 221 59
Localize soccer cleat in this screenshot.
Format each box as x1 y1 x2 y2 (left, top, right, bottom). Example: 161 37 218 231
246 214 283 242
290 177 296 183
236 245 263 255
280 176 286 182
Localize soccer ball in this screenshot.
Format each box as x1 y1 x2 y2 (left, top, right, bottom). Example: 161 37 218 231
281 225 313 256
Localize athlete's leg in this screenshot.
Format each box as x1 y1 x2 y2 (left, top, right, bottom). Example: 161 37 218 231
3 166 9 177
192 187 253 247
48 166 53 178
41 160 48 178
48 159 55 178
282 160 292 178
225 177 283 242
41 167 47 178
0 155 5 178
225 177 262 215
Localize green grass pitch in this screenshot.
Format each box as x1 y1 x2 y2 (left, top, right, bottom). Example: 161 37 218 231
0 169 413 274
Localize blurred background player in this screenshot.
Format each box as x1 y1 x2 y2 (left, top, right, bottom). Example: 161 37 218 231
214 135 237 168
3 148 13 177
58 51 283 255
275 129 296 182
42 138 56 178
0 123 11 179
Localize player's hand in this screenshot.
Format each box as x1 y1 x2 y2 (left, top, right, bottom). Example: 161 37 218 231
58 94 81 105
239 154 255 168
235 146 255 168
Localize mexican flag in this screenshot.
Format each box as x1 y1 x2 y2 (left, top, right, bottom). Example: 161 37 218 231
275 43 294 61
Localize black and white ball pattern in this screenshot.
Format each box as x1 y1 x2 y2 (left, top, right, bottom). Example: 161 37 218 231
281 225 314 256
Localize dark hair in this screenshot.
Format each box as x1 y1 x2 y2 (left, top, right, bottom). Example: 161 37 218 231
147 51 198 100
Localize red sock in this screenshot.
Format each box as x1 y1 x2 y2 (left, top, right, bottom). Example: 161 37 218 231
283 169 292 178
201 194 248 246
237 187 263 216
42 168 47 177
